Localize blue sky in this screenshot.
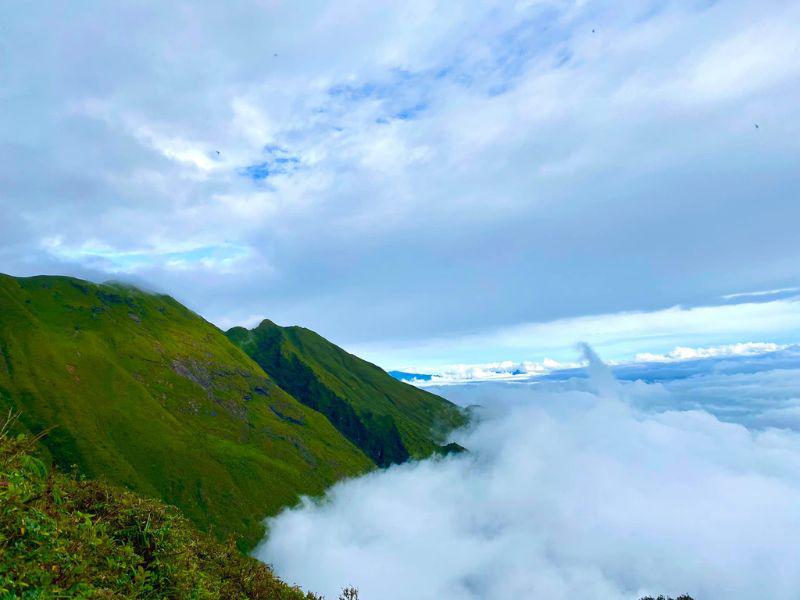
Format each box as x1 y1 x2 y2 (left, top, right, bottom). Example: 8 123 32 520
1 0 799 369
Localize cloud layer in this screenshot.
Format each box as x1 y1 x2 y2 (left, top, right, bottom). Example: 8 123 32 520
394 341 791 386
2 0 800 351
256 349 800 599
360 295 800 369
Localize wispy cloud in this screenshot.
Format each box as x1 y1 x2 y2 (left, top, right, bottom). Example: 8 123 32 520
721 287 800 301
41 239 250 274
633 341 787 363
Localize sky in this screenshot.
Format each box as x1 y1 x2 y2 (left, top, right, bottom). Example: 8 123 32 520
4 5 800 597
258 345 800 600
2 0 800 369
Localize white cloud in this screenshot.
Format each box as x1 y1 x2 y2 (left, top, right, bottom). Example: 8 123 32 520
132 126 218 172
402 358 574 385
679 19 800 103
256 349 800 600
722 287 800 301
356 297 800 370
3 0 800 346
41 238 251 275
399 343 790 386
214 313 268 332
634 342 787 363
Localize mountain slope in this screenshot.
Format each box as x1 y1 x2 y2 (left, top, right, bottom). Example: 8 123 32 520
227 320 466 466
0 274 372 549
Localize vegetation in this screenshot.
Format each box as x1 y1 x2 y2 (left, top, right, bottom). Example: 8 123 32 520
337 588 359 600
0 413 320 599
227 320 467 466
0 274 373 550
639 595 695 600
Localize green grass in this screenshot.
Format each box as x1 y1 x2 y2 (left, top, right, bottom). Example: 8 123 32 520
227 320 467 466
0 274 372 550
0 416 321 599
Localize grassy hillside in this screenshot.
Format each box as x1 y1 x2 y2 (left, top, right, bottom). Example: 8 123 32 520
227 320 466 466
0 274 372 550
0 418 320 599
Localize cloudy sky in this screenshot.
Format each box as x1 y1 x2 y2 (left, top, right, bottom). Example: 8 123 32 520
2 0 799 368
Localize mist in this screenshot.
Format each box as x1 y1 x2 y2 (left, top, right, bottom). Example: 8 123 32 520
254 347 800 599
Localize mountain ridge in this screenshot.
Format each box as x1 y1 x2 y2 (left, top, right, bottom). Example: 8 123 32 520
0 273 372 549
0 273 465 550
227 319 466 467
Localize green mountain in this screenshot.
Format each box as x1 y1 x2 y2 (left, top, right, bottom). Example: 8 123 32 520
0 274 373 549
227 320 466 467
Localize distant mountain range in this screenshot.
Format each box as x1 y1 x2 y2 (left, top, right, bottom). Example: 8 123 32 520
388 370 433 382
0 274 465 550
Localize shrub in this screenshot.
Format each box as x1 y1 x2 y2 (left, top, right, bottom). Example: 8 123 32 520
338 587 359 600
0 412 320 599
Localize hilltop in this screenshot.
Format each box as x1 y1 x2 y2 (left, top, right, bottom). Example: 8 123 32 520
0 274 372 549
227 320 466 467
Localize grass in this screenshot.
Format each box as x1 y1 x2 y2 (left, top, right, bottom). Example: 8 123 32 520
0 274 372 550
227 320 467 466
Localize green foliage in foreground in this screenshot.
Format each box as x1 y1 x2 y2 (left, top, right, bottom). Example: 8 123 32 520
227 320 467 466
0 417 319 599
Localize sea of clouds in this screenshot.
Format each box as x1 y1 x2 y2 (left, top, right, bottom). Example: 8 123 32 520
256 345 800 599
396 342 791 386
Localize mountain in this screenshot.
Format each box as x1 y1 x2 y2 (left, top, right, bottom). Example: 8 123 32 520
227 320 466 467
0 274 373 549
